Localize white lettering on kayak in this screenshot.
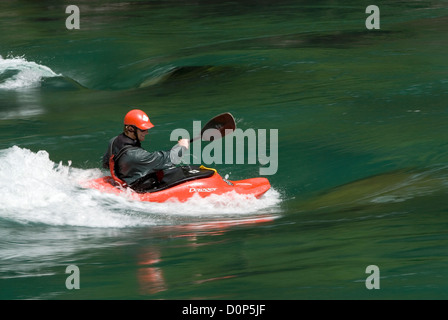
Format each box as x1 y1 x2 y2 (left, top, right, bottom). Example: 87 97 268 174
189 187 218 193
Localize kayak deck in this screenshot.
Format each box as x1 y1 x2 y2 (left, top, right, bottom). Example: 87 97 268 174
83 172 271 203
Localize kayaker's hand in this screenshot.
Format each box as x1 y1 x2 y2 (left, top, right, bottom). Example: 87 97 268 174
178 138 189 149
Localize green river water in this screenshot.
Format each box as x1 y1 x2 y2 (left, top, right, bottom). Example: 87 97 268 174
1 0 448 301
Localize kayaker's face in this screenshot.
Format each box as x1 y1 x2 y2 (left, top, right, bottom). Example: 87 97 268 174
137 128 149 141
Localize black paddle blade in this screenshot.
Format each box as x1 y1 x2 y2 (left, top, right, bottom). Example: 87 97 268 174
200 112 236 142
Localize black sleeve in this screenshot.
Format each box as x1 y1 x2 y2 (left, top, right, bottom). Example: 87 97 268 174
129 145 186 171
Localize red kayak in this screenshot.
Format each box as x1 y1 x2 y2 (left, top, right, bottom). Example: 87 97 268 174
82 166 271 203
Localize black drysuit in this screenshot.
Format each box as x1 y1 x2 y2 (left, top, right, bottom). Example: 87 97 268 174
102 133 185 188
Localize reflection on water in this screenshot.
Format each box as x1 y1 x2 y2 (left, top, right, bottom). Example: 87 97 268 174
138 246 166 295
136 216 277 298
0 89 44 120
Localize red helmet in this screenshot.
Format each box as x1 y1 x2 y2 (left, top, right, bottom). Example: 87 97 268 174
124 109 154 130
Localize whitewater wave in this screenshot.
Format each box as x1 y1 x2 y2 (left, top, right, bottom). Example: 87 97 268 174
0 146 281 228
0 55 85 90
0 55 61 89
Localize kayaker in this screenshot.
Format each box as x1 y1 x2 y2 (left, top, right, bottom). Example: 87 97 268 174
102 109 189 191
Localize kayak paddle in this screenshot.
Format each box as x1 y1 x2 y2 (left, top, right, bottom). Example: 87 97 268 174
190 112 236 143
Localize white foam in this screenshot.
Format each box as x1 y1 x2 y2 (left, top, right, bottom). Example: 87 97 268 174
0 55 60 89
0 147 282 228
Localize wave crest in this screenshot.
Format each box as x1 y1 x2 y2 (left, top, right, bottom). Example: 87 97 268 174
0 55 61 89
